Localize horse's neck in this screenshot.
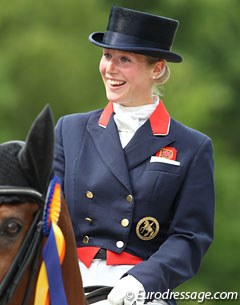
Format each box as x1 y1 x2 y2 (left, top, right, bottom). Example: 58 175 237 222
58 198 87 305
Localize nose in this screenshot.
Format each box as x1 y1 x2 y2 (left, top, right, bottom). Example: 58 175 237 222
106 59 117 74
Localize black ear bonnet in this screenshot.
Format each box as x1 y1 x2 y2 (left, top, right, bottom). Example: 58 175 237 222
0 105 54 204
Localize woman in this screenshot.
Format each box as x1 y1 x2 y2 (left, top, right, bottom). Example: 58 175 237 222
54 6 215 305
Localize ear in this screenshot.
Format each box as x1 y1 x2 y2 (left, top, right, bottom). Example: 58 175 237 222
152 60 166 79
18 105 54 195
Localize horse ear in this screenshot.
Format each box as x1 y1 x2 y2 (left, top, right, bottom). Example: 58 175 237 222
18 105 54 195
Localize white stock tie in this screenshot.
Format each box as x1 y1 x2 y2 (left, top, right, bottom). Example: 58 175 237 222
113 98 159 148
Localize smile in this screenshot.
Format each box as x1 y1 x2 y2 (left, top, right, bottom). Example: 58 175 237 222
108 79 126 87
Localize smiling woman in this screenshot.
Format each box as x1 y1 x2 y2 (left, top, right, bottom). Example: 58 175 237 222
99 49 166 107
54 6 215 305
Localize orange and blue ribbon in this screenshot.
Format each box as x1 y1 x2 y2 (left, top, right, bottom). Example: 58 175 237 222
34 176 68 305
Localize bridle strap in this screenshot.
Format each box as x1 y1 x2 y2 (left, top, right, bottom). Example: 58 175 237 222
0 208 43 305
21 237 43 305
0 187 42 201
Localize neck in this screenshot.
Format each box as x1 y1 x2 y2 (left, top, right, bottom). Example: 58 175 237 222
112 95 159 108
111 96 155 107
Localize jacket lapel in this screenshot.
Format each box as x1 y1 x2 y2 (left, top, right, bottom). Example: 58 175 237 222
124 120 175 170
123 99 176 169
87 99 176 188
87 112 132 193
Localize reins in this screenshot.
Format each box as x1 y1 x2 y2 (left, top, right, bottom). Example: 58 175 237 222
85 286 113 304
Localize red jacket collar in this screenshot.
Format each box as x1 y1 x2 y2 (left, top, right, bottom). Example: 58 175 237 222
98 100 170 136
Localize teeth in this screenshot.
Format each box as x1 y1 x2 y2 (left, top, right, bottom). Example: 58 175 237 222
108 80 125 86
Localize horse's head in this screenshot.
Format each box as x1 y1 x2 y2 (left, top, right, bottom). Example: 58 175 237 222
0 106 85 305
0 106 54 303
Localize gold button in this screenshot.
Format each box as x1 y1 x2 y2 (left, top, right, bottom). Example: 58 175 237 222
127 194 133 203
86 191 94 199
85 217 92 223
121 219 129 227
83 236 90 244
116 241 124 248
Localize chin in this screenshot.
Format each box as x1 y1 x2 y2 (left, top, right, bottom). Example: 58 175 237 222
106 93 133 106
107 94 121 103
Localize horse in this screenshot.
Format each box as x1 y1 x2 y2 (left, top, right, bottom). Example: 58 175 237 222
0 106 86 305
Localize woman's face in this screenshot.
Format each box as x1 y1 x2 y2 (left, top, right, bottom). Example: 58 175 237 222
99 49 157 107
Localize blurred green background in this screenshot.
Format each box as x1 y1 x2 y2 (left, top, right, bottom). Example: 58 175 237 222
0 0 239 303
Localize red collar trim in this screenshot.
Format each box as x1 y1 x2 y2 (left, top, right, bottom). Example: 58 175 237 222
98 101 114 128
149 100 170 135
98 100 170 135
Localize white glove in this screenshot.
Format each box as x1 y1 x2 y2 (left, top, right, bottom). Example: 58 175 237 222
108 275 145 305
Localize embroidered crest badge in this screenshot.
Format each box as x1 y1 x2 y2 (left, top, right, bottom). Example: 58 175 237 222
136 217 160 241
156 146 177 160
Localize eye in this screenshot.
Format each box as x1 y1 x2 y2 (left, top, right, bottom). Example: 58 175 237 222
0 219 23 238
120 56 131 63
103 52 112 60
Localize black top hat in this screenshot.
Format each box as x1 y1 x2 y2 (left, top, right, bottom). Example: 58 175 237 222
89 6 183 63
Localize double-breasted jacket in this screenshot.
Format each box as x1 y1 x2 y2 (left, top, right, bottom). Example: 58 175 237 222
54 100 214 301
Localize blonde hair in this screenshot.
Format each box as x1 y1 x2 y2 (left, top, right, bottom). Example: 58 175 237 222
146 57 170 95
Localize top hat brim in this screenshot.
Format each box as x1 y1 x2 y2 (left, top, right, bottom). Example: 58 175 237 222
89 32 183 63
